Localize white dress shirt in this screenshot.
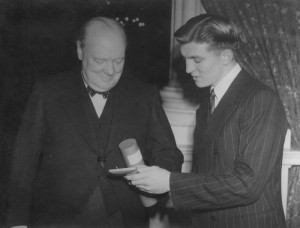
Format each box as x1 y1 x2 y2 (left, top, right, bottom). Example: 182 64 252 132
211 63 241 108
83 80 107 118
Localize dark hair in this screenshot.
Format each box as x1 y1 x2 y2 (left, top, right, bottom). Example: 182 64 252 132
174 14 240 52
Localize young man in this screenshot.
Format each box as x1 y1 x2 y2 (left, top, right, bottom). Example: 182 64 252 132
127 14 288 228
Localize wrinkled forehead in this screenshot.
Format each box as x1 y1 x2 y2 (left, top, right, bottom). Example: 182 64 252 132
84 19 126 47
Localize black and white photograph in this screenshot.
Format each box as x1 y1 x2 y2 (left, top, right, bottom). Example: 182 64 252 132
0 0 299 227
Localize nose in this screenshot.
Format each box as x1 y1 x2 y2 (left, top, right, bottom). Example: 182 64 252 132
104 61 114 75
185 59 195 74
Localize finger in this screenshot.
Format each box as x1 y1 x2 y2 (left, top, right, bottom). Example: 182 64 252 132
135 164 148 169
124 173 138 181
125 172 148 181
136 166 157 173
125 166 157 180
136 185 151 192
131 179 149 186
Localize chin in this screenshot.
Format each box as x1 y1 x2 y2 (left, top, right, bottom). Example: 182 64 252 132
195 81 208 88
103 81 118 90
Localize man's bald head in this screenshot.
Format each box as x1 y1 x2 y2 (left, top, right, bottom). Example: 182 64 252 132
77 17 127 48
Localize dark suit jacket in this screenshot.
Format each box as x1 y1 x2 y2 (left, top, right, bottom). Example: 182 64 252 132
170 70 287 228
6 68 183 227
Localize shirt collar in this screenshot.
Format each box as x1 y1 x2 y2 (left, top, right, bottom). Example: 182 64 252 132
211 63 241 106
82 78 88 88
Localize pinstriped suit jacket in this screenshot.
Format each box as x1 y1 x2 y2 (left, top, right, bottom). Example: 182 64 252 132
170 70 288 228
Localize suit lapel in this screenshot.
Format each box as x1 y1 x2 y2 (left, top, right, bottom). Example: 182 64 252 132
195 99 209 137
60 69 99 154
106 77 138 153
203 70 251 141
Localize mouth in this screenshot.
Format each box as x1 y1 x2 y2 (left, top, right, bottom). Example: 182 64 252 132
192 75 200 80
101 74 115 81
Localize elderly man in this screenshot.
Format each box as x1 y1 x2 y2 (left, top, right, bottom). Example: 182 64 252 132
6 17 183 227
127 14 288 228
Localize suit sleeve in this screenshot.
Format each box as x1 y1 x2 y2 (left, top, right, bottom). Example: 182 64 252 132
145 87 183 172
169 89 287 210
6 81 46 226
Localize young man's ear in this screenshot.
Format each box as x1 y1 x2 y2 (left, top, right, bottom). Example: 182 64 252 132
221 49 234 65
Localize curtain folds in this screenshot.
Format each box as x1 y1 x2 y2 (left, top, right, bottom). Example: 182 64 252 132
287 166 300 227
200 0 300 227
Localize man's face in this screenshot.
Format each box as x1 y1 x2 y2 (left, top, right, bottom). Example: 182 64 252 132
77 29 126 91
180 42 225 88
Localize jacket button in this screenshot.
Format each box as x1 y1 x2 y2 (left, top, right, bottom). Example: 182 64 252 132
97 123 102 128
97 156 106 163
213 148 218 155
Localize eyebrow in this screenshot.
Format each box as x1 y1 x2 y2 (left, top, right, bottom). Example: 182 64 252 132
185 55 204 59
93 57 125 60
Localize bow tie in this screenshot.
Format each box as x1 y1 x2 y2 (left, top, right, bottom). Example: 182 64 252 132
86 86 110 99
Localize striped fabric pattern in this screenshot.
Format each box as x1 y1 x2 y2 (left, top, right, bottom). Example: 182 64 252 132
170 70 288 228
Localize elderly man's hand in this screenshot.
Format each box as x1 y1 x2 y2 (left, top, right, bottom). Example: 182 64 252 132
125 166 171 194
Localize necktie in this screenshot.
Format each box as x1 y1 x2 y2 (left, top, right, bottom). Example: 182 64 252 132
86 86 110 99
209 89 216 115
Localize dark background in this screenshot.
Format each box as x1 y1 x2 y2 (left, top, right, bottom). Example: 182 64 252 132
0 0 172 220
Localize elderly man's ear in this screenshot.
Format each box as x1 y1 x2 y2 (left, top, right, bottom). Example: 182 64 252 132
76 41 83 61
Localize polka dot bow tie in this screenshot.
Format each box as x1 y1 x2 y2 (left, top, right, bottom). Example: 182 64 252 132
86 86 110 99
